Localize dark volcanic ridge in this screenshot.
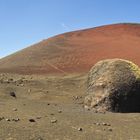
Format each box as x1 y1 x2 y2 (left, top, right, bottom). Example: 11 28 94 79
1 23 140 74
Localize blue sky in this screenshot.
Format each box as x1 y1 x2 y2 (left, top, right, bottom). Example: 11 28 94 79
0 0 140 58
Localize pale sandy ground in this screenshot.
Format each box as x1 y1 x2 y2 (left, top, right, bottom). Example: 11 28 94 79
0 73 140 140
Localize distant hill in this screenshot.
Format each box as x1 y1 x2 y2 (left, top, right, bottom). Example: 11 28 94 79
0 23 140 74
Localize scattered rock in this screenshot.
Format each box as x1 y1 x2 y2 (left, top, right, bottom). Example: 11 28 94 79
13 108 17 111
73 96 79 100
21 77 25 80
51 119 57 123
106 123 111 126
4 79 10 83
16 79 24 84
20 83 24 87
58 110 62 113
102 122 107 126
9 92 16 98
108 128 113 131
5 118 10 121
93 122 111 127
102 122 111 126
93 122 101 126
78 127 83 131
8 78 14 82
50 113 54 116
29 119 36 122
12 118 20 122
75 96 78 99
0 117 4 121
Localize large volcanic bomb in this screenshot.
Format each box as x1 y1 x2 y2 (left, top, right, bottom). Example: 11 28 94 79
84 59 140 112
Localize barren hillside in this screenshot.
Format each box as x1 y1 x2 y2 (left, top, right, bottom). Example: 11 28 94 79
0 23 140 74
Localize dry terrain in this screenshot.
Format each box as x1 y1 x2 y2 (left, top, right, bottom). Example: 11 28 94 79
0 23 140 139
0 73 140 140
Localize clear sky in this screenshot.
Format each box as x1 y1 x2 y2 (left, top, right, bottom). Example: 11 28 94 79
0 0 140 58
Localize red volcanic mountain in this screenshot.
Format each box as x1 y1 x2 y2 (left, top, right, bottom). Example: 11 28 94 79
0 23 140 74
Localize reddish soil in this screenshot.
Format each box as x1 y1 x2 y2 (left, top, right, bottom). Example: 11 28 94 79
1 23 140 74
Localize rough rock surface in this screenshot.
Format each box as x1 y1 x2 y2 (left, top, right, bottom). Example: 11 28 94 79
84 59 140 112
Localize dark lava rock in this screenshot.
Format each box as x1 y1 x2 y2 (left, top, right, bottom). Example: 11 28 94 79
9 91 16 98
84 59 140 112
29 119 36 122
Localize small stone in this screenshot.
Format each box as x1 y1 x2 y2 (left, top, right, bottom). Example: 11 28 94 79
29 119 36 122
17 79 23 84
102 122 107 126
107 123 111 126
5 79 10 83
51 119 57 123
0 117 4 121
12 118 20 122
108 128 113 131
50 113 54 116
5 118 10 121
73 96 78 100
47 103 50 105
13 108 17 111
9 92 16 98
20 84 24 87
78 127 83 131
8 78 13 82
75 96 78 99
58 110 62 113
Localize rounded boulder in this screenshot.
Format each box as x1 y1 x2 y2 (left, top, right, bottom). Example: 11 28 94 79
84 59 140 112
